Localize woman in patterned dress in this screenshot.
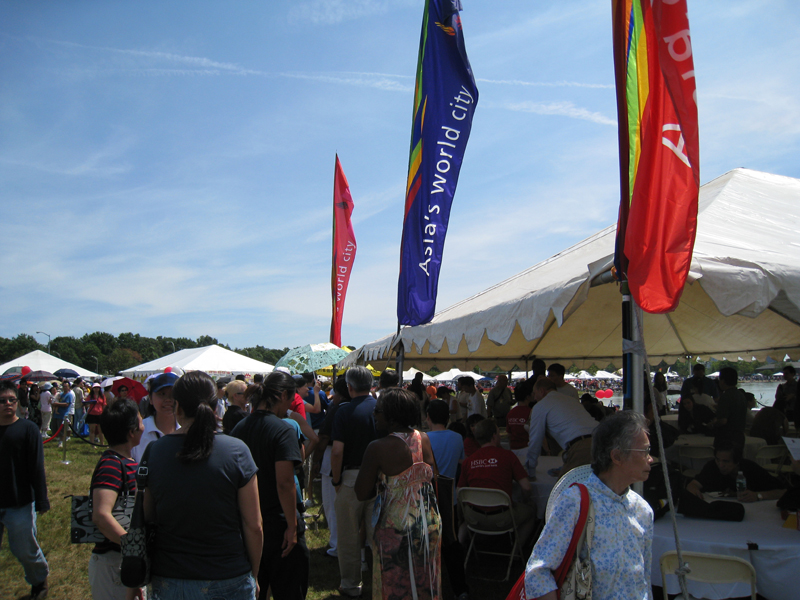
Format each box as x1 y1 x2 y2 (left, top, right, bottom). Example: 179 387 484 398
355 388 442 600
524 411 654 600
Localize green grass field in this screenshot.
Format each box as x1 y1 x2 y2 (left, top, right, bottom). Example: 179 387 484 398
1 435 518 600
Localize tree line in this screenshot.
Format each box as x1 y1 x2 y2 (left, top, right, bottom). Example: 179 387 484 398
0 333 289 376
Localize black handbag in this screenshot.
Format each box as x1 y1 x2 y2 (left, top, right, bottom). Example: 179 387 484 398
120 447 156 588
70 455 134 544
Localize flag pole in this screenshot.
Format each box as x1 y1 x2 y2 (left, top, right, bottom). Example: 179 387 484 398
395 323 404 380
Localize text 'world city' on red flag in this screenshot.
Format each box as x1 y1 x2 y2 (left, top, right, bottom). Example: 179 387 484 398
612 0 700 313
397 0 478 326
330 154 356 347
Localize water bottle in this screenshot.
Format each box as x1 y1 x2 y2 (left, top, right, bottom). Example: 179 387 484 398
736 471 747 499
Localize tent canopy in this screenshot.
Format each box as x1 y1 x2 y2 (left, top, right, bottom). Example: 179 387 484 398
402 367 434 382
341 169 800 371
0 350 99 379
121 345 274 378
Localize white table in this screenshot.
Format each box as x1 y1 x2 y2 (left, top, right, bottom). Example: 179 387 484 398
652 499 799 600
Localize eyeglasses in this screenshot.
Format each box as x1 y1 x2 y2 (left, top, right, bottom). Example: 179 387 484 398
0 396 18 405
629 446 651 455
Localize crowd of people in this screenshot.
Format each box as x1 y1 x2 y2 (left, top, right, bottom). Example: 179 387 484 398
1 359 799 600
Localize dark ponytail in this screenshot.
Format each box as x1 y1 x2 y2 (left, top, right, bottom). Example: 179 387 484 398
172 371 217 463
245 371 296 412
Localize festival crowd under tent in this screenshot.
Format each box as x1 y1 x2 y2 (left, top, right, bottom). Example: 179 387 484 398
121 344 274 379
340 169 800 371
0 350 99 379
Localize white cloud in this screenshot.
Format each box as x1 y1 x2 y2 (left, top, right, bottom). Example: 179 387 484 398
499 101 617 126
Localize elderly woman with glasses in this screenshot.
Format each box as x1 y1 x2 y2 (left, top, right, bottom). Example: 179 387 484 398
524 411 654 600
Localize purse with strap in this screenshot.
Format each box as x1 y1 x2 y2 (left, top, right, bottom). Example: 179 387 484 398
505 482 594 600
120 446 156 588
70 454 134 544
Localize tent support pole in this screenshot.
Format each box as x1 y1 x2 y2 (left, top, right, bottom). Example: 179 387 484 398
621 282 644 415
395 324 404 377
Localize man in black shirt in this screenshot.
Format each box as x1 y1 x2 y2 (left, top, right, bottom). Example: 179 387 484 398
330 366 377 597
686 439 785 503
0 381 49 599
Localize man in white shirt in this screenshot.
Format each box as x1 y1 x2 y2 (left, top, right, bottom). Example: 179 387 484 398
457 376 486 419
547 363 580 399
39 384 53 437
526 377 597 479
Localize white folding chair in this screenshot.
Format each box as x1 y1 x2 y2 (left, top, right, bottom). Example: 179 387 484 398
660 550 757 600
754 444 789 478
545 464 593 522
457 487 523 581
677 444 715 480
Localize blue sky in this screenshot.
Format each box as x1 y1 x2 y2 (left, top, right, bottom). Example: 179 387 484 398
1 0 798 352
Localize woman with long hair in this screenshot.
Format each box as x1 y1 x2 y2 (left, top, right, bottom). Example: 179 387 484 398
231 371 309 600
143 371 263 600
84 383 108 445
354 388 441 600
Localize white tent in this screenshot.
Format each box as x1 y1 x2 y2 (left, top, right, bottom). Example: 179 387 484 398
0 350 99 378
402 367 435 383
594 370 622 380
341 169 800 370
433 368 482 382
121 345 274 378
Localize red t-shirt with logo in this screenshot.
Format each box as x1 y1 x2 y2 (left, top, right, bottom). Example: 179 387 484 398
505 404 531 449
458 445 527 498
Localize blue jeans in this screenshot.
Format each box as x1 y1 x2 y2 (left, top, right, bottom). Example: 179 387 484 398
0 503 49 586
151 573 256 600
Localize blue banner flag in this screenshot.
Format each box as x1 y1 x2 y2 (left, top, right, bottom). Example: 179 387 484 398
397 0 478 326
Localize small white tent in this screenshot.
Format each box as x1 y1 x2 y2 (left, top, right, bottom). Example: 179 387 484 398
0 350 99 378
121 345 274 378
341 169 800 370
402 367 435 383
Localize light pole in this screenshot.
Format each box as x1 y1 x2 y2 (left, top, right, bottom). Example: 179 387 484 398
91 355 99 374
168 341 176 354
36 331 51 354
52 351 60 358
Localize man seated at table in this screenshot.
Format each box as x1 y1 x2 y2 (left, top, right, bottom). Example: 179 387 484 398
457 419 536 548
686 439 786 503
677 392 715 435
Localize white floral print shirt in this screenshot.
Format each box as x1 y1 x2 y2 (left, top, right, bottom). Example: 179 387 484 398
525 472 653 600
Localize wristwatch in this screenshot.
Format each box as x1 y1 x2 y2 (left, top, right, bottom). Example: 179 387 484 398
757 492 763 501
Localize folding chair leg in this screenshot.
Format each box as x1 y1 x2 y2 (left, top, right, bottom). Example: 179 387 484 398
464 531 477 571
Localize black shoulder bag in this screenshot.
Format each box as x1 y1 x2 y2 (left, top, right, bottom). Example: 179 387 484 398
120 446 156 587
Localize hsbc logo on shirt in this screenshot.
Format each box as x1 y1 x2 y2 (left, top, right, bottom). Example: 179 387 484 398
472 458 498 467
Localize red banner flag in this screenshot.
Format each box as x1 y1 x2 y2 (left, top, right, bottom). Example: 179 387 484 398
612 0 700 313
330 155 357 346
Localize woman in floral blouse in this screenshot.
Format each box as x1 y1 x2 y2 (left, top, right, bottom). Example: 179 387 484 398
525 411 654 600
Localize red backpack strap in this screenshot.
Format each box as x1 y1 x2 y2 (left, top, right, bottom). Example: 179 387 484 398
505 483 589 600
552 483 590 590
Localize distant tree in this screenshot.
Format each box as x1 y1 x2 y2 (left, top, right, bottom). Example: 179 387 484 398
51 336 81 365
0 334 44 363
82 332 118 356
196 335 218 347
105 348 142 375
